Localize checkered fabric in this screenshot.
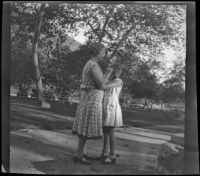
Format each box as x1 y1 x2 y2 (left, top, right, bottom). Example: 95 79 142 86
72 90 104 139
72 60 104 139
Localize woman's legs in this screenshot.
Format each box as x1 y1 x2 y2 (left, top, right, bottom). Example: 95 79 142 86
74 136 91 165
108 127 115 156
76 136 87 158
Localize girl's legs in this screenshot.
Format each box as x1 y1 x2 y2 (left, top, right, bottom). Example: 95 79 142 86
76 136 87 158
102 127 109 154
108 127 115 156
101 127 116 164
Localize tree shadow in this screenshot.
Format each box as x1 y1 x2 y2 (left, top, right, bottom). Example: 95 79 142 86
10 132 159 175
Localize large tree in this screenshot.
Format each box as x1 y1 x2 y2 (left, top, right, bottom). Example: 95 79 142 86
69 4 185 59
11 2 186 101
11 2 73 97
68 3 186 94
32 3 46 104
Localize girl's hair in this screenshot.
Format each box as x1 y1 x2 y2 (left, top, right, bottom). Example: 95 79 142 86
89 42 105 57
112 63 122 72
111 63 122 79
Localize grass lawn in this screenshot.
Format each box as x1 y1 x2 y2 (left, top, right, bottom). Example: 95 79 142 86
10 97 184 133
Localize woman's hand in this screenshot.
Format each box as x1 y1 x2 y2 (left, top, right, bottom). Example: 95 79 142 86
91 64 121 90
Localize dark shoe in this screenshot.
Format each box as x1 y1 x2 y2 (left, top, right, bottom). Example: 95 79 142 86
82 154 99 160
102 154 116 164
97 153 110 160
73 155 91 165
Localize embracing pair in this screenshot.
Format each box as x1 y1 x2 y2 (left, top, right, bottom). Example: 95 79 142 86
72 42 123 165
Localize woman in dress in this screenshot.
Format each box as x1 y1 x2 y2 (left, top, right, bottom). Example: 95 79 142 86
72 43 122 164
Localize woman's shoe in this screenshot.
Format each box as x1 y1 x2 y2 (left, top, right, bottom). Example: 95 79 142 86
73 155 91 165
102 154 116 164
82 154 100 160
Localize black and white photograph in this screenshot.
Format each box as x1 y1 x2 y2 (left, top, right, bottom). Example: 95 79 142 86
2 1 198 175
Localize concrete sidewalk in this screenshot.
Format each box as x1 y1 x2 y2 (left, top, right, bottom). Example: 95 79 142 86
116 126 184 146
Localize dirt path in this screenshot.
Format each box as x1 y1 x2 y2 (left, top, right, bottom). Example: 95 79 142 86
10 129 161 174
9 98 184 174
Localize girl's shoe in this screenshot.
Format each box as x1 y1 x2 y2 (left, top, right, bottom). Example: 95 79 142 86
97 153 110 160
102 154 116 164
73 155 91 165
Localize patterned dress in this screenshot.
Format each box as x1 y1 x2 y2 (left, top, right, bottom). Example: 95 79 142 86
72 60 104 139
103 78 123 127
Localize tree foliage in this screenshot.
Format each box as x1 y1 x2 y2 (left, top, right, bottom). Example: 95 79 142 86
10 2 186 102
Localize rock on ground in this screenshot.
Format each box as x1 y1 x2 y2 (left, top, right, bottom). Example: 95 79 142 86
156 142 184 174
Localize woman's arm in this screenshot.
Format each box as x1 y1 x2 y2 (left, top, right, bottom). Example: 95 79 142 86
80 84 95 90
104 68 113 83
91 65 122 90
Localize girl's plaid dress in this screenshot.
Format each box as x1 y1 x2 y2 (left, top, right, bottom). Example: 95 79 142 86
72 60 104 139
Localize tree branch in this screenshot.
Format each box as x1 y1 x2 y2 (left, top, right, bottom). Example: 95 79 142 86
99 8 113 43
33 4 46 44
87 21 100 39
110 23 135 60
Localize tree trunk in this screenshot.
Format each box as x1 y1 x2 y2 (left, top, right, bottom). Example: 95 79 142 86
32 3 45 104
161 102 163 110
147 100 153 111
142 97 148 109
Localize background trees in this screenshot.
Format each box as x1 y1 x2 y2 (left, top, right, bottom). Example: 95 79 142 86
10 2 186 110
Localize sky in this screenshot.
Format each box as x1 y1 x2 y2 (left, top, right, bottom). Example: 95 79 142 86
72 32 179 62
73 32 87 45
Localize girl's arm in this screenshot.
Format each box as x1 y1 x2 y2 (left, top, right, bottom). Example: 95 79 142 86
91 65 122 90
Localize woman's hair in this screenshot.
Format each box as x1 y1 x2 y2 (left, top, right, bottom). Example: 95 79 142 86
89 42 105 57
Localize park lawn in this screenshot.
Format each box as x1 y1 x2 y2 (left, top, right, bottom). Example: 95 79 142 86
10 96 184 133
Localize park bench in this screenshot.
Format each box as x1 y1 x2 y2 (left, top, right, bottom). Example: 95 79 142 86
43 90 55 101
58 93 69 103
17 88 28 98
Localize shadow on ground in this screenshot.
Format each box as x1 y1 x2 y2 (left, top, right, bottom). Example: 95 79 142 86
10 97 184 174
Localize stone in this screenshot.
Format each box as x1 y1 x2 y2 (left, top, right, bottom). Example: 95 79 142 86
156 142 184 174
171 133 184 146
2 165 6 173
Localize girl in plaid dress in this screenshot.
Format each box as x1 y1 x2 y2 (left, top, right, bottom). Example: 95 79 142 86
72 43 122 164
